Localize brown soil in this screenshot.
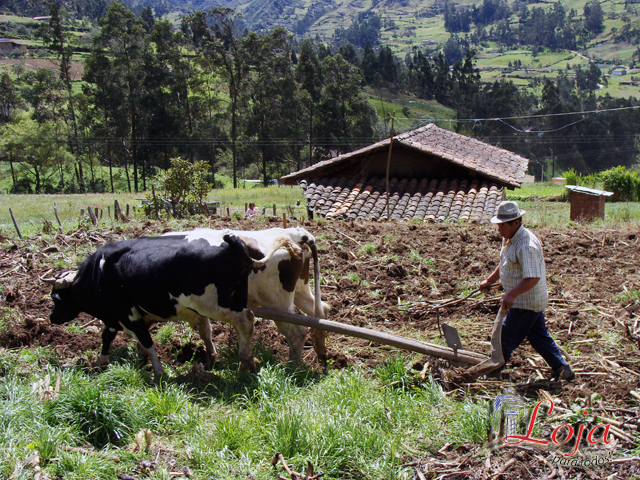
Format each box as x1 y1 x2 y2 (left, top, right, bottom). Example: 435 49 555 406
1 217 639 478
0 57 84 80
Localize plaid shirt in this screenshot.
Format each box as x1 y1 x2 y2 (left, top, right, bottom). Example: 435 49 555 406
499 225 548 312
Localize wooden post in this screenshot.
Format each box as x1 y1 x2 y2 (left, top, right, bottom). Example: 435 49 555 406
273 203 276 216
385 112 396 221
9 208 22 239
152 185 159 219
53 202 63 234
87 206 98 226
107 206 110 218
126 204 130 217
250 307 486 365
114 200 121 221
80 208 85 217
227 207 230 217
244 203 248 214
283 213 287 228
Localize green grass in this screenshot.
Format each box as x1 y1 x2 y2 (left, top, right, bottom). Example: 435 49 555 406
506 182 566 200
0 183 308 238
0 349 497 480
3 182 640 238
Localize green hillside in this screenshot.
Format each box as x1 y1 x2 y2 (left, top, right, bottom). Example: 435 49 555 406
214 0 640 98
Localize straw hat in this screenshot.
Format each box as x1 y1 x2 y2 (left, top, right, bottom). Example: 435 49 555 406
490 201 526 224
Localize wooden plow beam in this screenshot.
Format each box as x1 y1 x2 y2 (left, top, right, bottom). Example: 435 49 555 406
250 307 487 366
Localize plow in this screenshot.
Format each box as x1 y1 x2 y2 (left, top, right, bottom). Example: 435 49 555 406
251 306 506 381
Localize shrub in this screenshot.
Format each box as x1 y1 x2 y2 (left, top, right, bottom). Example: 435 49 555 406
563 168 581 187
600 166 640 201
152 157 212 218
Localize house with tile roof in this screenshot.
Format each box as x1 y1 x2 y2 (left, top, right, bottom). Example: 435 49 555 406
0 39 27 55
280 123 529 223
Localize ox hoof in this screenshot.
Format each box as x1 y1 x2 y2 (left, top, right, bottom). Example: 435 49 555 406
239 358 260 374
91 354 110 370
152 370 168 385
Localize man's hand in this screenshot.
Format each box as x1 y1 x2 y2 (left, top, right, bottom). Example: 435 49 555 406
501 291 517 310
501 278 539 311
479 279 493 294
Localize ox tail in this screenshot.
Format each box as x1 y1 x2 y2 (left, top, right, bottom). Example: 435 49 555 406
310 244 324 318
252 236 302 268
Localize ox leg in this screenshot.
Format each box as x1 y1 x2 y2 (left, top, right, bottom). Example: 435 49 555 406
230 309 257 373
293 295 330 364
126 321 166 381
195 316 217 357
96 327 118 368
274 320 307 362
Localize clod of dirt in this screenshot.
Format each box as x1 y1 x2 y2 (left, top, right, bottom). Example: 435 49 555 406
387 263 406 278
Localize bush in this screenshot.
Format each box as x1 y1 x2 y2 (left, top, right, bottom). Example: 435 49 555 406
563 168 581 187
152 157 212 218
600 166 640 201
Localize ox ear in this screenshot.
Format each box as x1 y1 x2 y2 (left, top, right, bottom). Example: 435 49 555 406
41 270 77 289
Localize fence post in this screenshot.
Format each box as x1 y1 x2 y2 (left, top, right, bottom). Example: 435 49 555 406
88 206 98 226
53 202 63 234
152 185 159 219
273 203 276 216
9 208 22 239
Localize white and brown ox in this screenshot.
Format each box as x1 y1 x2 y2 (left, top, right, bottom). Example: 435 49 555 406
165 227 330 362
43 233 299 379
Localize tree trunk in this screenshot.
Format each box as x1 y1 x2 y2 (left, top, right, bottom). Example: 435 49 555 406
9 152 16 191
309 101 313 167
88 146 96 193
231 99 238 188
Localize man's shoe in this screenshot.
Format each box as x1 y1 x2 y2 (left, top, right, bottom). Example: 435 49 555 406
552 364 575 382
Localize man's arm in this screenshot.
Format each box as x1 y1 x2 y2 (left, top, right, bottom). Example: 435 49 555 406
501 277 539 310
480 265 501 293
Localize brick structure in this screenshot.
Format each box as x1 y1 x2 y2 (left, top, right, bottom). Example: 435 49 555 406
566 186 613 221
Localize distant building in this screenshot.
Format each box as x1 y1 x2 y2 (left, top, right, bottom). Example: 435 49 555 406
0 39 27 55
32 16 52 21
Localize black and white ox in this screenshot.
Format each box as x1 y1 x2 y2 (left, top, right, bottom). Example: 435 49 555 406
43 233 299 378
165 227 330 363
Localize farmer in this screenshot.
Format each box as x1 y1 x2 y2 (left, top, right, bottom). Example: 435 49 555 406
245 202 259 216
479 201 575 382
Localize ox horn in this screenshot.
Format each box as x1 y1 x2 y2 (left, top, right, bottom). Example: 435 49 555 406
41 270 77 289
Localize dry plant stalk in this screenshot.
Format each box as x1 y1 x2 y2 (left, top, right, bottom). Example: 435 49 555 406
32 374 61 402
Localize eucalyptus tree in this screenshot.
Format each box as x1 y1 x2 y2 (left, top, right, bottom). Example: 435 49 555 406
89 2 150 192
296 38 324 166
82 48 130 192
20 68 65 124
149 19 198 165
1 116 73 193
0 73 21 124
315 54 378 156
182 8 252 188
38 1 86 193
245 28 302 184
